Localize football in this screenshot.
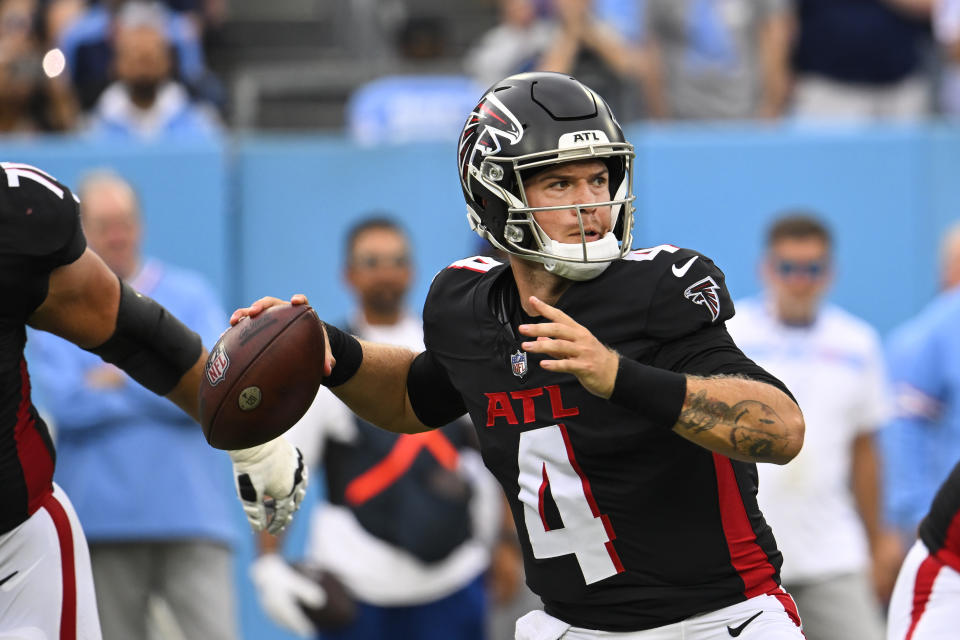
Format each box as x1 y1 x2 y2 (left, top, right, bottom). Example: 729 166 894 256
199 304 325 450
293 564 357 631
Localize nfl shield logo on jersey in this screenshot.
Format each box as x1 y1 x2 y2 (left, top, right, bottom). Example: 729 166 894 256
510 350 528 378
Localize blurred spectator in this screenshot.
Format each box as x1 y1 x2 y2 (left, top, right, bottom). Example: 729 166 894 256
464 0 556 90
727 214 897 639
26 170 239 640
86 2 220 140
250 217 511 639
881 223 960 554
0 0 78 133
935 0 960 114
640 0 792 119
537 0 649 120
57 0 217 111
347 15 480 146
791 0 934 120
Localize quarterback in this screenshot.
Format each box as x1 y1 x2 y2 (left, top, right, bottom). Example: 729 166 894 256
233 72 806 639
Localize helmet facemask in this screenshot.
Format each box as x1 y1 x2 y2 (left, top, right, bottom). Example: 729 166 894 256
467 142 636 281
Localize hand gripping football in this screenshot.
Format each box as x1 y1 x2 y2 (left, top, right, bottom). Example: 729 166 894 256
199 304 325 449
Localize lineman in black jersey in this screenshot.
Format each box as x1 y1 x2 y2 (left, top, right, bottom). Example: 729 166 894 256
887 459 960 639
232 72 806 639
0 162 306 638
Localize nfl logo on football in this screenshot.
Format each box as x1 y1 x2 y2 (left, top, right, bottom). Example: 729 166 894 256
511 350 527 378
206 343 230 387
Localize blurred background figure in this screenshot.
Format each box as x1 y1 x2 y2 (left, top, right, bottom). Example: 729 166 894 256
790 0 934 120
640 0 792 120
536 0 649 121
250 216 519 640
0 0 78 133
57 0 219 112
26 170 239 640
935 0 960 115
85 1 220 139
464 0 556 90
881 223 960 557
346 15 479 145
727 214 898 640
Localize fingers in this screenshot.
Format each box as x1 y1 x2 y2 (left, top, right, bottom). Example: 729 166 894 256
243 500 268 532
321 324 335 377
229 295 309 325
527 295 576 325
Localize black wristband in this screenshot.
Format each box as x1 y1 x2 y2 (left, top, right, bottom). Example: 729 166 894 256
322 323 363 387
610 357 687 430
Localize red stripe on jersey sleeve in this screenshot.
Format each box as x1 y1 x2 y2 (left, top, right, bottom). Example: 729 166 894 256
42 492 77 640
906 555 943 640
712 453 778 598
15 358 53 515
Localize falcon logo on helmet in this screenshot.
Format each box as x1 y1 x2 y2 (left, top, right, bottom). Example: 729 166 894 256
457 72 637 282
458 93 523 190
684 277 722 322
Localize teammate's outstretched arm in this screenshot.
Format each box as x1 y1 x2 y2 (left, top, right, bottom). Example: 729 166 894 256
33 248 308 533
28 247 208 421
518 296 804 465
231 296 433 435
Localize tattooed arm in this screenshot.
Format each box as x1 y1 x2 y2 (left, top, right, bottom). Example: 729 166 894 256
672 375 804 465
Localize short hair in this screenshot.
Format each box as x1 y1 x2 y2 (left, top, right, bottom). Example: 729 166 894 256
765 212 832 249
76 169 141 219
344 215 409 263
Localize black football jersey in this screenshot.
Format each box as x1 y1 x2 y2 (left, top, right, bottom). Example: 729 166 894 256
422 247 791 631
0 163 86 533
919 458 960 572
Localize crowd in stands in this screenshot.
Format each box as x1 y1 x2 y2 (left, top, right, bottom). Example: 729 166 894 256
3 0 960 139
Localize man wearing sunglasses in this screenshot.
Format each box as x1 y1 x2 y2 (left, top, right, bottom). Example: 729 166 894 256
250 217 514 640
727 213 900 640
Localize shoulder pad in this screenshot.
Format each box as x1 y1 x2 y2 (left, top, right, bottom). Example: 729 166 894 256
638 247 735 339
0 163 84 262
444 255 503 273
424 255 506 358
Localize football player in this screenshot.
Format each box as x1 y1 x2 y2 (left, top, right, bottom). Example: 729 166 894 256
0 162 306 639
886 458 960 639
233 72 806 639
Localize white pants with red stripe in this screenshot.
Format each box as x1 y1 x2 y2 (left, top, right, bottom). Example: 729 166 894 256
515 589 804 640
0 484 101 639
887 539 960 640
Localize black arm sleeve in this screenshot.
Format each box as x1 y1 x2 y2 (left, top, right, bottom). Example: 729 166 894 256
651 324 797 404
407 350 469 428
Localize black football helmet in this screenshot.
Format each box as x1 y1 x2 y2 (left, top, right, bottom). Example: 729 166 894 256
457 72 635 280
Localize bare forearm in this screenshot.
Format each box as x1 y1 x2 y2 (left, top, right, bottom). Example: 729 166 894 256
672 376 804 464
852 433 883 543
331 340 429 434
756 16 793 118
164 351 207 422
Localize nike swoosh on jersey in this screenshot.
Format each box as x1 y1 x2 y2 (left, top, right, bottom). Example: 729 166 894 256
727 611 762 637
0 559 42 592
672 256 698 278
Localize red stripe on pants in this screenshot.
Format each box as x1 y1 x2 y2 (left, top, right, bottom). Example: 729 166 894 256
41 493 76 640
905 555 943 640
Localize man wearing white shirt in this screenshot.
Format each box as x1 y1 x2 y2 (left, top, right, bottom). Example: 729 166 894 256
727 214 901 640
250 217 512 639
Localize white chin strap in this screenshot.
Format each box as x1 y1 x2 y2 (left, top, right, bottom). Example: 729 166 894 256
541 232 620 281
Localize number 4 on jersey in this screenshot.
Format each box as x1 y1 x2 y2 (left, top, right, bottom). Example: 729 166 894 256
517 424 623 584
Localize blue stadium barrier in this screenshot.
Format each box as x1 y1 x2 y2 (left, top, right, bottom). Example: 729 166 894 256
4 122 960 639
